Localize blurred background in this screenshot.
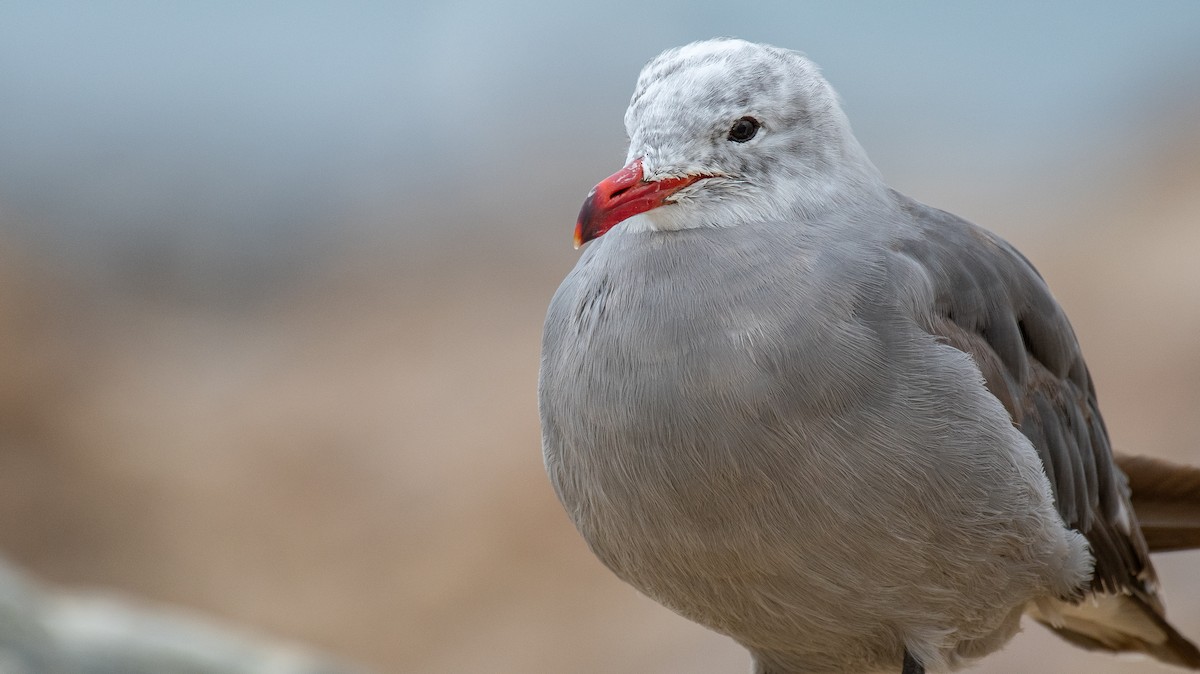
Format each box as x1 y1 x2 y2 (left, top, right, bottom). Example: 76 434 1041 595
1 1 1199 672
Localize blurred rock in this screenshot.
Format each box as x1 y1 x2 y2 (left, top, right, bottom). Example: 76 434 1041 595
0 558 368 674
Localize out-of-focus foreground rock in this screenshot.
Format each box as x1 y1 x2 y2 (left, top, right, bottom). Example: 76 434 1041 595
0 557 366 674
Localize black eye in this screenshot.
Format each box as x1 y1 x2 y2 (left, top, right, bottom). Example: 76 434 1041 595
728 116 760 143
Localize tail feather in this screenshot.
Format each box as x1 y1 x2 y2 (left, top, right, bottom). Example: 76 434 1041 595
1116 454 1200 552
1030 593 1200 669
1030 453 1200 668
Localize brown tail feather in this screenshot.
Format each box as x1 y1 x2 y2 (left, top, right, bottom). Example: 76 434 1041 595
1029 454 1200 667
1030 593 1200 669
1116 454 1200 552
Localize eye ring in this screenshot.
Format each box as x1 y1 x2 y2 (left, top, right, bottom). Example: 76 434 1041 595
728 116 760 143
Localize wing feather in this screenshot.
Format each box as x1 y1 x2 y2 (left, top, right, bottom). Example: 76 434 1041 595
888 191 1200 667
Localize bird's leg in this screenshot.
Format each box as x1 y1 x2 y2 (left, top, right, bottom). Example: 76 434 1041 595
901 649 924 674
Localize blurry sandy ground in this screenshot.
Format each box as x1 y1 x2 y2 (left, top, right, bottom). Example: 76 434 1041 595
1 117 1199 674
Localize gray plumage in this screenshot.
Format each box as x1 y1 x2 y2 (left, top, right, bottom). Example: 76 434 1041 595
539 38 1200 673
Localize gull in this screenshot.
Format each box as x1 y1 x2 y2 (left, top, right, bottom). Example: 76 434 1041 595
539 38 1200 673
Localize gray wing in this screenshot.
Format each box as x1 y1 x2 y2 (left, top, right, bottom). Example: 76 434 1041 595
888 191 1200 667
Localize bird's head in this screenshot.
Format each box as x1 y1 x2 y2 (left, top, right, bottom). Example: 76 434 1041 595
575 38 880 247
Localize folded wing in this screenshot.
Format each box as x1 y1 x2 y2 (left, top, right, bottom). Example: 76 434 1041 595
889 192 1200 668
